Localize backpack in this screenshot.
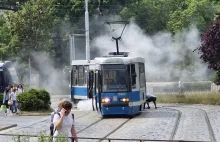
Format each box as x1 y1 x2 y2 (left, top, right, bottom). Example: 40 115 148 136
50 111 75 136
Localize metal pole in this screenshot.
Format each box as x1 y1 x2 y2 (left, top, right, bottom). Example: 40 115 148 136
28 58 31 88
116 38 119 55
69 35 76 65
69 35 73 65
85 0 90 60
72 36 75 60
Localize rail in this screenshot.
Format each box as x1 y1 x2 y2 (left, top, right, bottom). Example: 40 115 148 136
0 133 211 142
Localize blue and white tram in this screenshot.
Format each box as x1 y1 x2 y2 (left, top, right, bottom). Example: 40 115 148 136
92 52 147 116
70 60 95 103
0 61 19 93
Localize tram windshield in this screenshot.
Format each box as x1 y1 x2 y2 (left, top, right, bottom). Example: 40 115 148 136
102 64 128 92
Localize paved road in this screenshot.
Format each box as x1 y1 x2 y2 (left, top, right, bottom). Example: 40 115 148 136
0 104 219 142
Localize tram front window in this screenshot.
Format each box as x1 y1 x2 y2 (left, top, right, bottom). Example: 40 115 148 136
102 65 128 92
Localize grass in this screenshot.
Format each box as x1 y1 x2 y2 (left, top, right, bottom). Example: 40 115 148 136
19 108 54 115
157 92 220 105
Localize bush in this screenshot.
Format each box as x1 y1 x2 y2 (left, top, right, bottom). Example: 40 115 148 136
0 94 3 106
28 89 39 96
17 89 51 111
38 89 51 109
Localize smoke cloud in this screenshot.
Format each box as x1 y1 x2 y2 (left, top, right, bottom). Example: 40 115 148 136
91 21 213 82
30 51 68 94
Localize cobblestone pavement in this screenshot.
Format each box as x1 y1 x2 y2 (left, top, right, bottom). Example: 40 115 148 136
106 109 179 141
0 104 220 142
78 118 129 142
179 105 220 142
168 107 211 141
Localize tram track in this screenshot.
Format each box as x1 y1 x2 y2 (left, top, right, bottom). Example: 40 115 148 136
183 107 216 142
161 107 182 140
76 118 104 134
97 111 149 142
98 118 131 142
163 105 216 142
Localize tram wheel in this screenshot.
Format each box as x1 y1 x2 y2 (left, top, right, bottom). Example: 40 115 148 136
73 99 80 105
139 105 142 111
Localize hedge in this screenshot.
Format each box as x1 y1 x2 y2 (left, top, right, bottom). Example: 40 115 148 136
17 89 51 111
0 94 3 106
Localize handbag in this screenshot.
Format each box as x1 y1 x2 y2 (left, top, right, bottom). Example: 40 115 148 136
8 100 12 106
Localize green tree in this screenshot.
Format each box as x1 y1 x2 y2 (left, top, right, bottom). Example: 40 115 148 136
0 14 14 60
168 0 215 33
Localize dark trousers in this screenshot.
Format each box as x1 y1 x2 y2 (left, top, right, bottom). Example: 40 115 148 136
12 100 17 113
4 100 9 113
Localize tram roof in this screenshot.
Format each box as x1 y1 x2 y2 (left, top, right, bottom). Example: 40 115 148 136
71 60 95 66
94 56 145 65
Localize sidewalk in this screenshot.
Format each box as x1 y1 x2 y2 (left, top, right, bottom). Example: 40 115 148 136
0 111 49 133
0 124 17 131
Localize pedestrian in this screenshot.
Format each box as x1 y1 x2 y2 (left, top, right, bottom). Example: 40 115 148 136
50 98 66 136
17 84 24 95
146 94 157 109
178 79 184 95
53 100 78 142
2 87 10 116
10 88 18 114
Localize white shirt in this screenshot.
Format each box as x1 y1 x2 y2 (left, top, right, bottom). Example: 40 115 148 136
53 113 74 142
17 88 23 95
10 92 17 101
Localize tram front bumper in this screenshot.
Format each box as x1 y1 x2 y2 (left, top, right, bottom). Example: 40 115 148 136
101 103 129 115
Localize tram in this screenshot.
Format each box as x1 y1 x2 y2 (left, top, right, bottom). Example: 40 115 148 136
69 60 96 104
88 52 147 116
0 61 19 93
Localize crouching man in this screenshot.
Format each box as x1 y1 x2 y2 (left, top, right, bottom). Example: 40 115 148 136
146 94 157 109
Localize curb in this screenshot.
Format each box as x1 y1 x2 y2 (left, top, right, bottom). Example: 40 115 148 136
0 124 17 131
0 116 49 134
18 113 51 116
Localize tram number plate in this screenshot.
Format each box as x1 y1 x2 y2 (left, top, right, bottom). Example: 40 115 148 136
113 96 118 101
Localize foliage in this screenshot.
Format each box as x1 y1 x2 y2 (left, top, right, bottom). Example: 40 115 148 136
168 0 215 33
0 0 219 83
38 89 51 109
17 89 50 111
0 94 3 106
120 0 216 34
199 13 220 85
157 92 220 105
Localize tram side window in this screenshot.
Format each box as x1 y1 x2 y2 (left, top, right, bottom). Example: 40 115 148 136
131 64 136 88
78 66 84 86
84 66 88 85
72 66 78 86
139 63 146 88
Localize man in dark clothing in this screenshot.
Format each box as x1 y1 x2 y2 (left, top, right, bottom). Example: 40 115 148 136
146 94 157 109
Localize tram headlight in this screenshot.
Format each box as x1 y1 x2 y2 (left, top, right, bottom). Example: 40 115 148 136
119 98 129 102
101 98 111 103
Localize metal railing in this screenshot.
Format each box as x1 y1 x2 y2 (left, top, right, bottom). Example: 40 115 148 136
0 133 211 142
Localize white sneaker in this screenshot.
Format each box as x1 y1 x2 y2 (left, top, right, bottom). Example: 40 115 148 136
5 113 7 116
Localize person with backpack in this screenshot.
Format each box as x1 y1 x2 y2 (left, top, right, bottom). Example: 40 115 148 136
50 98 65 136
53 100 77 142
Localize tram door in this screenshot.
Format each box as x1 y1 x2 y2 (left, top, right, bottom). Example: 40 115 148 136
87 71 95 111
88 70 102 112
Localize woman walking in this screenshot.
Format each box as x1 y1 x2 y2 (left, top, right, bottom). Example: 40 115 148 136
10 88 18 114
17 84 24 95
2 87 10 116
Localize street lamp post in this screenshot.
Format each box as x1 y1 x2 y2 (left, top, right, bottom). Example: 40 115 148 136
85 0 90 60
